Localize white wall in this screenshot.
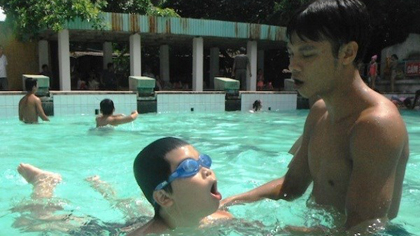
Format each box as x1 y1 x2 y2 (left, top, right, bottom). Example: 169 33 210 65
157 93 225 113
241 93 297 111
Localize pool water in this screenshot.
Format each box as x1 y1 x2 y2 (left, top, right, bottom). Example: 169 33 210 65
0 110 419 235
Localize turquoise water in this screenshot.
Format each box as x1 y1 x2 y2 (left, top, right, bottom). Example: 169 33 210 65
0 110 419 235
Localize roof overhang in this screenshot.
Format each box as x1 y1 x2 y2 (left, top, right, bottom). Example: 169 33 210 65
39 13 287 50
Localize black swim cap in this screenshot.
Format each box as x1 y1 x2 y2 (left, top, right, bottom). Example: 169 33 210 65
133 137 190 217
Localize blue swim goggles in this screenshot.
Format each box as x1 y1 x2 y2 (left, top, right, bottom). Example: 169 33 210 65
154 154 212 191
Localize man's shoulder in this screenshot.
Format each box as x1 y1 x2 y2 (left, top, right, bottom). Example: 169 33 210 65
352 100 407 148
358 97 401 125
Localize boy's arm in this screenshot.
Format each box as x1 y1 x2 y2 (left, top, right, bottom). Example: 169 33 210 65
35 98 49 121
109 111 138 126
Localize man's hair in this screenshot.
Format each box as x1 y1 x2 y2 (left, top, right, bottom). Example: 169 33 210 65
42 64 48 70
25 78 37 92
286 0 370 65
133 137 190 218
99 98 115 115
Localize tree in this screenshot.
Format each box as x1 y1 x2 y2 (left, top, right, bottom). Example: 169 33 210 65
0 0 178 40
0 0 106 40
363 0 420 61
161 0 281 24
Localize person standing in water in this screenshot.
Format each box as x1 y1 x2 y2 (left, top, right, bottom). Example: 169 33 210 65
221 0 409 234
19 78 50 124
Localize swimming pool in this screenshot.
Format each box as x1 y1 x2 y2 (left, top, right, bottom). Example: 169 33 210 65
1 110 419 235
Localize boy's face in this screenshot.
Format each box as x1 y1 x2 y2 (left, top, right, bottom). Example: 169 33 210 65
164 145 221 219
287 33 343 99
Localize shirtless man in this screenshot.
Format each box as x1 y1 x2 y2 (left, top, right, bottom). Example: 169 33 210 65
19 78 50 123
221 0 409 234
96 98 138 127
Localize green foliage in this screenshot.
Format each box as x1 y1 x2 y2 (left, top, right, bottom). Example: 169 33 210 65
161 0 280 24
147 6 179 17
0 0 106 40
101 0 149 14
0 0 178 40
363 0 420 60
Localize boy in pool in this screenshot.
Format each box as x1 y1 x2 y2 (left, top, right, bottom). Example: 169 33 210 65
96 98 138 127
130 137 232 235
18 78 50 124
15 137 232 235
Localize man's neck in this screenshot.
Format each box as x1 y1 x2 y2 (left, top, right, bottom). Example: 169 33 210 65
321 69 370 122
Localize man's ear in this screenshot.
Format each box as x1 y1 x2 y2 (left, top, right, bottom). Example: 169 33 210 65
153 190 174 208
339 41 358 65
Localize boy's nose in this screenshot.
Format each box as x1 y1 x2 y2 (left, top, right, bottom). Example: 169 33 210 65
201 167 213 177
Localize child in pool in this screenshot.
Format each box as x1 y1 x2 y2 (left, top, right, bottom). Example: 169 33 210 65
15 137 232 235
129 137 232 235
96 98 138 127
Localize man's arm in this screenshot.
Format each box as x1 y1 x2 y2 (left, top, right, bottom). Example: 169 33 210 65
18 99 23 121
221 102 324 208
35 98 49 121
109 111 138 126
345 111 407 230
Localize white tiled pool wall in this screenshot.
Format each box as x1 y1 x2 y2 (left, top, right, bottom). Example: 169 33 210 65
0 94 22 118
0 92 298 118
157 93 225 113
53 94 138 116
241 93 297 111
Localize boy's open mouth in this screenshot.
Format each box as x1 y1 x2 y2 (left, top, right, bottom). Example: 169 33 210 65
210 181 222 200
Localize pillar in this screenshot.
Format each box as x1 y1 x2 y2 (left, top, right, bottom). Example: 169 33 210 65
192 37 204 91
247 41 258 91
58 29 71 91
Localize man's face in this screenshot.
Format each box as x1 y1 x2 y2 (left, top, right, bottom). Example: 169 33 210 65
287 33 342 99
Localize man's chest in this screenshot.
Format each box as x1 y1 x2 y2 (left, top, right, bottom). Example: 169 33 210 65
307 120 353 189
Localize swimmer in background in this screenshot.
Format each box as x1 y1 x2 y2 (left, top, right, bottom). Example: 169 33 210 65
14 137 232 235
18 78 50 124
250 100 262 113
96 98 138 127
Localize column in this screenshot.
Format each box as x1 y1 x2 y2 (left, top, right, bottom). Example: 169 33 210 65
38 40 49 72
129 33 141 90
209 47 219 89
192 37 204 91
160 44 170 83
247 41 258 91
58 29 71 91
103 42 113 69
